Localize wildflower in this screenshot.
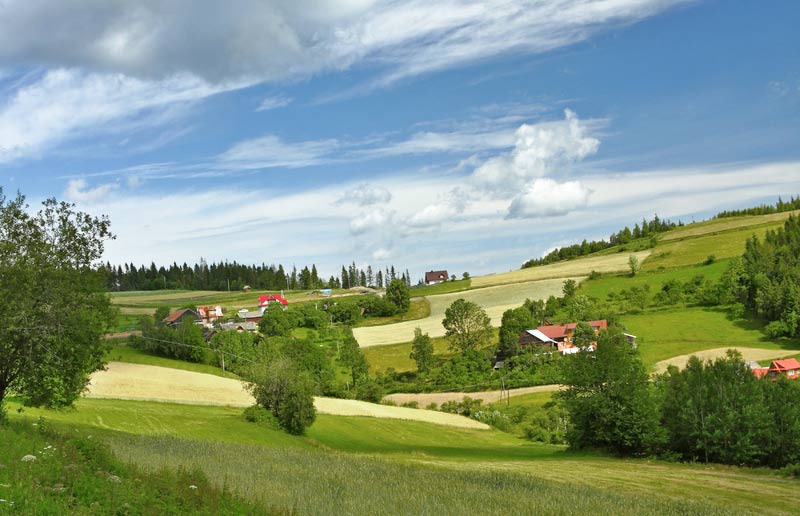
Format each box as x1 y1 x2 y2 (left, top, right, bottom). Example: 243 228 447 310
189 485 198 490
107 475 121 483
21 455 36 463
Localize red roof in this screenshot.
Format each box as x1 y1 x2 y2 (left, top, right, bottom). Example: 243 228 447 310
259 294 288 306
753 368 770 379
163 308 198 323
537 320 608 340
769 358 800 372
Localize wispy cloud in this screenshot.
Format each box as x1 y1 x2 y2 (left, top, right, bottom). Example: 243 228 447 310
255 94 293 112
216 134 340 169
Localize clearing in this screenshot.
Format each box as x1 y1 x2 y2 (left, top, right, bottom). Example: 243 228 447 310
353 277 575 347
85 362 487 429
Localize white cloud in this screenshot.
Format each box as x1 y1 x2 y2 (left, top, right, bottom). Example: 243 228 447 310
256 95 294 112
337 183 392 206
406 187 468 228
351 127 515 159
0 69 230 163
217 134 339 169
506 178 591 218
350 207 394 235
472 109 600 197
372 247 392 260
64 178 118 203
0 1 687 85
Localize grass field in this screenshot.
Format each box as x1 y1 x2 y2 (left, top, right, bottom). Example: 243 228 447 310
409 278 471 296
354 277 573 347
354 297 431 327
659 210 799 242
105 344 240 379
9 397 796 515
470 251 651 288
620 307 800 367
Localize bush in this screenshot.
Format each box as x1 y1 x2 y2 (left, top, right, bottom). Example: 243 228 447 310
704 254 716 265
401 401 419 409
779 463 800 478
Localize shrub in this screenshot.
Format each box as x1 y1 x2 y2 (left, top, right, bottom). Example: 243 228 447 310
401 401 419 409
704 254 716 265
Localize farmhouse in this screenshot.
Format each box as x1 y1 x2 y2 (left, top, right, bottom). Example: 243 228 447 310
197 305 223 324
766 358 800 380
519 320 609 354
237 309 262 323
219 321 258 332
162 308 201 327
425 270 448 285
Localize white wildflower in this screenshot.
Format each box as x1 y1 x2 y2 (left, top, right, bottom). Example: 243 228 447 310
21 455 37 463
189 485 198 490
107 475 121 483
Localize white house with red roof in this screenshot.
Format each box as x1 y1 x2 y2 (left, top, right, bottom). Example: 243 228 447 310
258 294 288 315
197 305 223 325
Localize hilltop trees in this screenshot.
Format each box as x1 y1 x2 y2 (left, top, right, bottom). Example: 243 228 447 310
0 191 115 416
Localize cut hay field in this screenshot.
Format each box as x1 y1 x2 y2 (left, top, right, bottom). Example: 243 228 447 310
110 288 349 312
85 362 487 429
384 384 562 407
659 210 799 242
354 277 575 347
471 250 651 288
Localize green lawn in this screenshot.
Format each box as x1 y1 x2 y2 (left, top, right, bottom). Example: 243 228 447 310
105 344 240 379
408 278 471 296
619 307 799 367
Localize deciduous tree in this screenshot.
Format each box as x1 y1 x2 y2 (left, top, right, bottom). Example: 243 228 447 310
409 327 434 374
442 299 491 353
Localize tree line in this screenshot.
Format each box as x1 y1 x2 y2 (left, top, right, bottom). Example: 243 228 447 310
101 259 411 292
521 215 680 269
559 329 800 469
714 196 800 219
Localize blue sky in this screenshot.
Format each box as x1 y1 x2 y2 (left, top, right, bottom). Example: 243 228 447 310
1 0 799 281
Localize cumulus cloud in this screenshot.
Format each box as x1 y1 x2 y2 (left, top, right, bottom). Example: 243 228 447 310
337 183 393 206
506 178 591 219
471 109 599 196
64 179 118 203
406 188 468 228
349 207 394 235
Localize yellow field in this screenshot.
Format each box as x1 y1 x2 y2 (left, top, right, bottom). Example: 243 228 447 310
353 277 577 347
659 210 799 241
470 251 651 288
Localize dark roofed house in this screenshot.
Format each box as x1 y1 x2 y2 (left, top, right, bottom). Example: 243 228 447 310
425 270 448 286
162 308 201 327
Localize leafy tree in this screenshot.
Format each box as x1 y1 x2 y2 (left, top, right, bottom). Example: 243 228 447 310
571 322 596 349
462 272 470 280
385 278 410 313
153 306 170 324
628 254 641 276
562 279 578 299
258 304 295 337
558 328 664 456
246 358 316 435
0 191 115 414
409 327 434 374
210 330 259 373
442 299 492 353
498 307 536 359
338 331 369 387
567 295 596 322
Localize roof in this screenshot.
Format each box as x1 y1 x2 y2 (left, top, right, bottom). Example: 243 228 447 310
425 270 448 282
537 320 608 340
769 358 800 371
220 321 258 331
163 308 198 324
197 305 222 319
258 294 288 306
524 329 557 344
753 368 770 379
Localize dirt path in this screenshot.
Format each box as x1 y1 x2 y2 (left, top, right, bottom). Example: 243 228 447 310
85 362 488 430
652 347 797 374
384 384 563 406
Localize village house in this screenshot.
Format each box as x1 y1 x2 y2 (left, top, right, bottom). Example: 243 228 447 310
424 270 448 286
258 294 288 314
162 308 201 327
219 321 259 332
753 358 800 380
518 320 617 355
237 308 262 323
197 305 223 325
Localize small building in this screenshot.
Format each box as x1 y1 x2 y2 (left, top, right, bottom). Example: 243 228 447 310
197 305 223 325
162 308 201 327
320 289 332 296
219 321 258 332
259 294 288 308
237 309 262 323
519 320 609 355
766 358 800 380
242 285 252 292
425 270 448 286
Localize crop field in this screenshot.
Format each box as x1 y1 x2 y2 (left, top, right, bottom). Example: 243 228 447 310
470 250 651 288
659 210 798 242
384 384 562 407
354 277 575 347
105 344 240 379
110 288 350 311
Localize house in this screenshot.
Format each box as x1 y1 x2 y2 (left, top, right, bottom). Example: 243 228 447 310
197 305 223 325
766 358 800 380
425 270 448 285
519 320 609 355
219 321 258 332
242 285 252 292
237 309 262 323
162 308 201 327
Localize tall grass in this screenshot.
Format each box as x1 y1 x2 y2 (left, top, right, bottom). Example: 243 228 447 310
105 433 740 516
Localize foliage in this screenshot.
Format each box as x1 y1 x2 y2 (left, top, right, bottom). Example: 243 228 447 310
246 358 317 435
628 254 641 276
497 307 536 358
714 195 800 219
0 191 115 414
131 316 206 363
558 328 664 456
385 278 411 313
258 303 296 336
442 299 492 353
409 327 435 374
